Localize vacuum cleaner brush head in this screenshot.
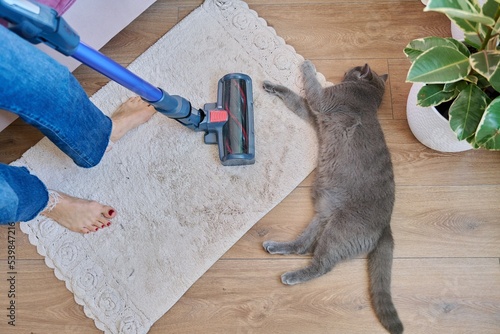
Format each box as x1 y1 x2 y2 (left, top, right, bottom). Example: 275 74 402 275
203 73 255 166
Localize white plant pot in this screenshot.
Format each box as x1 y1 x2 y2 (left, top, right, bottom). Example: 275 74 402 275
406 83 473 152
451 22 464 40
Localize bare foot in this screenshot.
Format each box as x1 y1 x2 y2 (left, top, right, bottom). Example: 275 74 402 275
40 191 116 234
109 96 156 143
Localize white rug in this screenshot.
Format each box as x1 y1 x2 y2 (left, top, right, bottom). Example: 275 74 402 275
14 0 323 332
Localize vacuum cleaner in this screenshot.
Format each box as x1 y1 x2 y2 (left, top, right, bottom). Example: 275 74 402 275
0 0 255 166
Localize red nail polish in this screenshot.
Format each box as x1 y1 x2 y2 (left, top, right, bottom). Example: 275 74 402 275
95 227 99 231
107 222 111 226
109 210 115 216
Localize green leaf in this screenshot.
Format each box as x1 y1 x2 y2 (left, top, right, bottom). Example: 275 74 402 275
404 37 468 61
479 0 500 38
449 84 491 140
417 84 457 106
489 69 500 92
493 18 500 35
475 96 500 149
464 75 479 84
466 134 480 147
451 17 479 34
426 0 496 25
464 33 483 49
427 0 479 12
444 80 468 92
482 0 500 21
406 46 471 83
447 38 472 56
470 50 500 91
486 35 499 51
475 73 492 88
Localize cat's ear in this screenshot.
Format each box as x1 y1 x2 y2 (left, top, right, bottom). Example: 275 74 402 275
360 63 373 80
380 74 388 82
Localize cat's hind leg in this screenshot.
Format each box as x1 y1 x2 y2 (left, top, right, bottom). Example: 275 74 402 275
262 81 312 122
280 220 376 285
263 215 323 255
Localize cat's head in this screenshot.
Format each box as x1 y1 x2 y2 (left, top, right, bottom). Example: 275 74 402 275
343 64 387 89
342 64 387 105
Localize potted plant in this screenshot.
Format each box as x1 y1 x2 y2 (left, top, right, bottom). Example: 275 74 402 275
404 0 500 151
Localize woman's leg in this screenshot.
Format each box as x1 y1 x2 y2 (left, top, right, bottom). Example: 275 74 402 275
0 26 111 168
0 96 156 232
0 164 116 232
0 164 48 223
0 27 156 232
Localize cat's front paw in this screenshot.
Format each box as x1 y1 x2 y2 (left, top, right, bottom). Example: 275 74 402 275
263 81 290 98
301 60 316 75
263 80 278 94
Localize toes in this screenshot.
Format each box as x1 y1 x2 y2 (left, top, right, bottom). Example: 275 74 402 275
89 219 106 231
99 220 112 228
102 207 116 219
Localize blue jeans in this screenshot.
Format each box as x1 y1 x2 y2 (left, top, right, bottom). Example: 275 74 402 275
0 26 112 223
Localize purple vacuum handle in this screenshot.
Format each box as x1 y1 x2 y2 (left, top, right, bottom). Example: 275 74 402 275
73 42 163 102
72 42 202 128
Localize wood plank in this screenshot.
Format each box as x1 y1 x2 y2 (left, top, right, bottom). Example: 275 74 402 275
383 121 500 186
224 185 500 259
388 58 412 120
0 117 44 165
0 259 497 333
298 121 500 188
0 260 100 333
0 223 41 260
249 2 451 60
151 258 500 334
393 186 500 258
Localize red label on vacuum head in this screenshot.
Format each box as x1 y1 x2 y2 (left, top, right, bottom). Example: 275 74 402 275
209 110 229 123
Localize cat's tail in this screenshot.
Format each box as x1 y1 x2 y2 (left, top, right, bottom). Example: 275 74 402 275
367 226 404 334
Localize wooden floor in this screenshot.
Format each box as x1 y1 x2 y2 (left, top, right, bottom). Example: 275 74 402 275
1 0 499 333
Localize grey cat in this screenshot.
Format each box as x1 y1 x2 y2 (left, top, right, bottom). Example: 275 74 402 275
262 60 403 334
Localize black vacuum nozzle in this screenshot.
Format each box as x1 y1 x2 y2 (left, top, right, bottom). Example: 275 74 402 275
202 73 255 166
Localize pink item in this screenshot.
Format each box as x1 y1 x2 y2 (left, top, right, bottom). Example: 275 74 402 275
1 0 76 26
38 0 77 15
